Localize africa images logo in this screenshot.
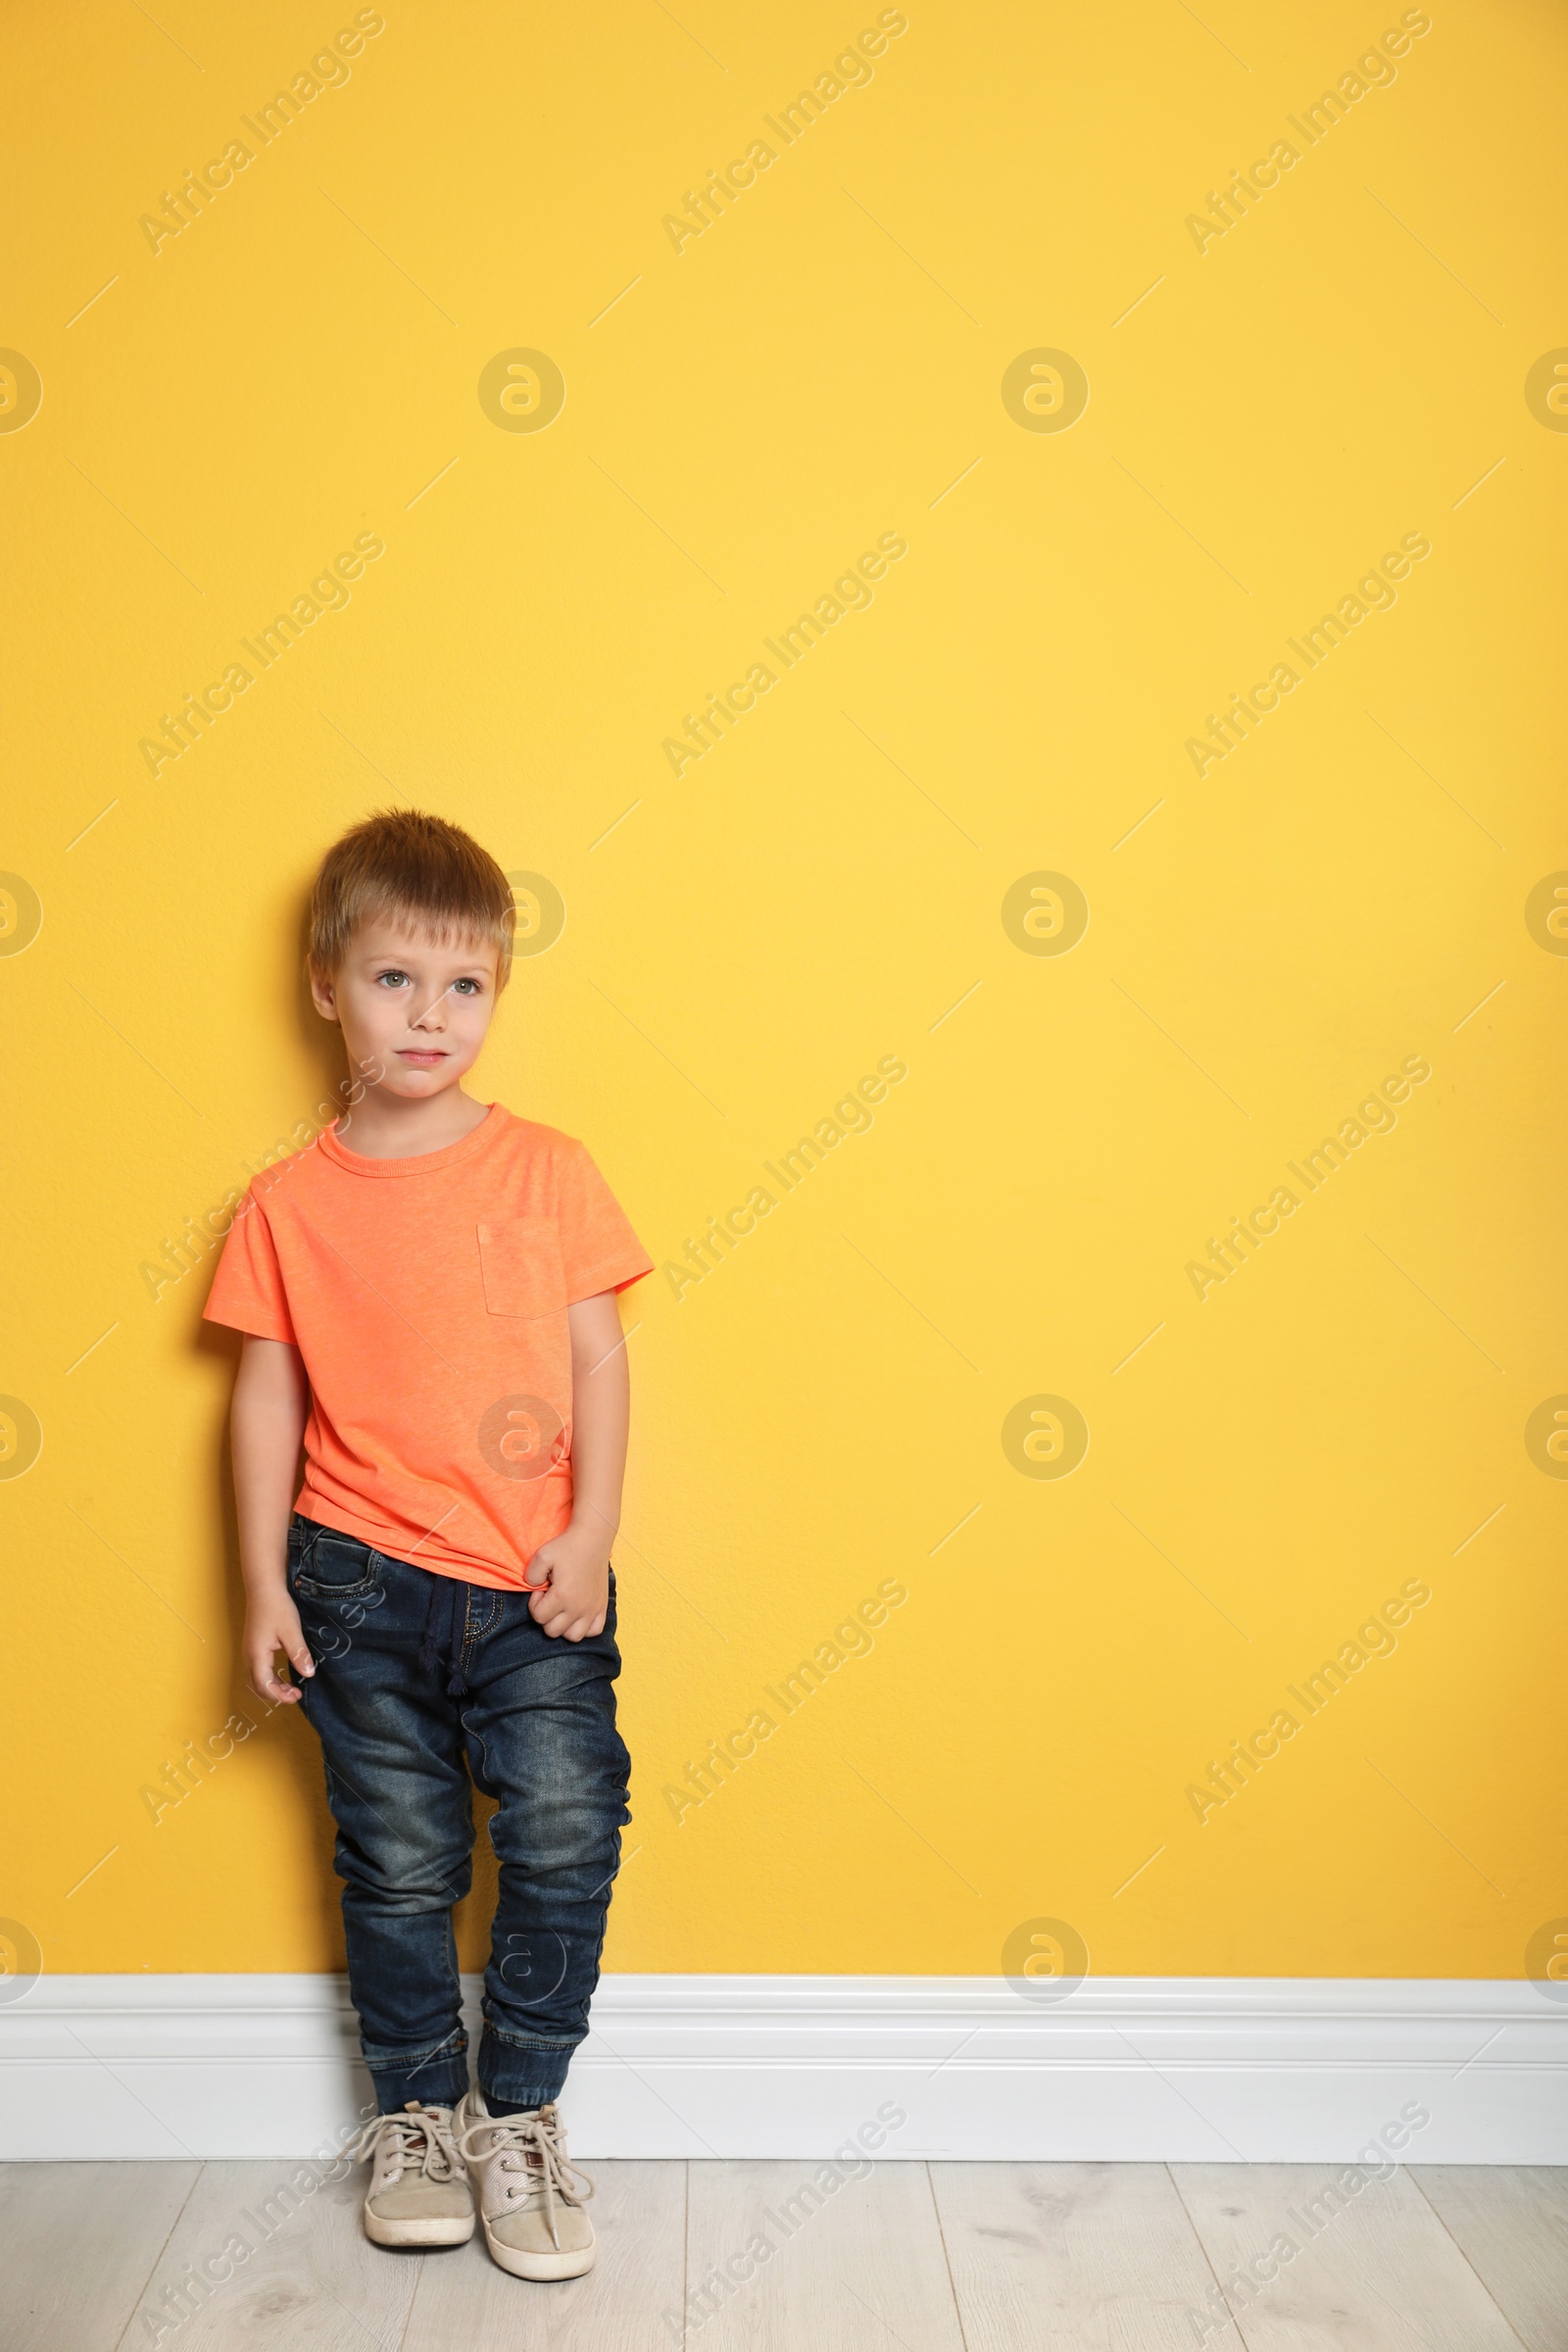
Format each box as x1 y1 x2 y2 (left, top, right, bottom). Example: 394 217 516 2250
478 1396 567 1482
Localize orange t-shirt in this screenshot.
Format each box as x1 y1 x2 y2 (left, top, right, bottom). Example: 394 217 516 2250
202 1102 652 1590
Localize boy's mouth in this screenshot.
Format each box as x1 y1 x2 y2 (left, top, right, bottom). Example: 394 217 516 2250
397 1048 449 1066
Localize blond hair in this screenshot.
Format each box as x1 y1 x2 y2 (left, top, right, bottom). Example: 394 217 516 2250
308 808 515 991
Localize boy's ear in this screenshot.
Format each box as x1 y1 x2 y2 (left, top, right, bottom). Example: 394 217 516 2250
308 960 341 1023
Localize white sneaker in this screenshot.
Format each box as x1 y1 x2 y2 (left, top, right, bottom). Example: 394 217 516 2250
454 2087 597 2278
348 2101 475 2247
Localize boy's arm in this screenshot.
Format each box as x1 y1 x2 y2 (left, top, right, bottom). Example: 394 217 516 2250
526 1291 630 1642
233 1333 317 1704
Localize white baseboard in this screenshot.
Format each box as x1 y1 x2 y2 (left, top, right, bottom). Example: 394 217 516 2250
3 1975 1563 2163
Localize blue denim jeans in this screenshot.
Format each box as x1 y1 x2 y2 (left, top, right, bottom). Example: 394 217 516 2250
286 1512 631 2114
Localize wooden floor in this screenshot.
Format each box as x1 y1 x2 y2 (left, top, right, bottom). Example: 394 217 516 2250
3 2158 1564 2350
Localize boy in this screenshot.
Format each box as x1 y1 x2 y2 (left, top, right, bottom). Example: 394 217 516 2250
203 808 651 2281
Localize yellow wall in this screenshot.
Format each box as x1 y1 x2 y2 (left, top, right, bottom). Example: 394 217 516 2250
4 0 1565 1985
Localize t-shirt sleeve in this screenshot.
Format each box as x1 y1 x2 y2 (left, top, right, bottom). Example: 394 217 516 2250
558 1140 654 1301
201 1191 298 1344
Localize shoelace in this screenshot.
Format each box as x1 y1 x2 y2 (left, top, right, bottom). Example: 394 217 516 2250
348 2103 461 2185
455 2105 596 2248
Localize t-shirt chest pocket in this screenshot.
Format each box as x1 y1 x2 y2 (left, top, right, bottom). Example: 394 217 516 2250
476 1221 567 1323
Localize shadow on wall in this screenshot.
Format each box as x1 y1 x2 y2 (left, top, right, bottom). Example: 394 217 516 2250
175 869 508 1969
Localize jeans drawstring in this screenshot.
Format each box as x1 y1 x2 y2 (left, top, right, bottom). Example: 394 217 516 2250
416 1574 470 1698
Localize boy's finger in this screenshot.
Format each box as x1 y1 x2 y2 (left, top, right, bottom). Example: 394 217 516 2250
252 1661 301 1704
287 1642 316 1678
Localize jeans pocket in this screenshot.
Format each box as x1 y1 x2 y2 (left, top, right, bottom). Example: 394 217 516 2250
293 1528 382 1601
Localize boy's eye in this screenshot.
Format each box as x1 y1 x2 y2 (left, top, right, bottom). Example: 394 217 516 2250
375 969 410 988
453 977 482 996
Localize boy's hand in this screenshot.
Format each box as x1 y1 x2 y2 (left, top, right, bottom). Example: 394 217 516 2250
245 1589 316 1704
525 1522 610 1642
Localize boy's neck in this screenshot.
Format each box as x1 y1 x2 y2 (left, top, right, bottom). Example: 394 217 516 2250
334 1083 493 1160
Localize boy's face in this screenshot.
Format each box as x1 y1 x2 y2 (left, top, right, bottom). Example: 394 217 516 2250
311 912 501 1102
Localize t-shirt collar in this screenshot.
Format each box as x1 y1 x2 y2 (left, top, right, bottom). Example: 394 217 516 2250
315 1100 507 1177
